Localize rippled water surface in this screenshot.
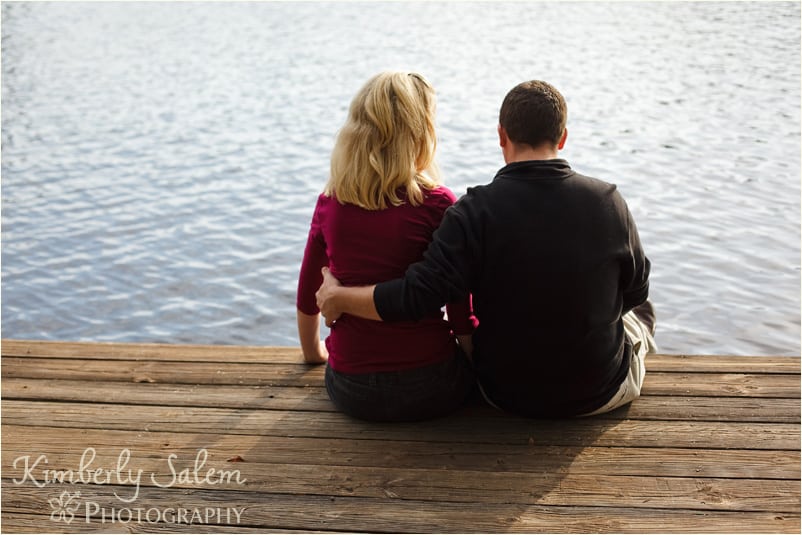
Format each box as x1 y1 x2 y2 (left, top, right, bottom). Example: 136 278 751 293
2 2 800 355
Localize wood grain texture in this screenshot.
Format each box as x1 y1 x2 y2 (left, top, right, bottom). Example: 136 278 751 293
2 339 799 533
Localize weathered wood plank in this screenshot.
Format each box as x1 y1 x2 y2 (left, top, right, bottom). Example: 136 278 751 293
3 482 798 533
2 378 336 411
4 358 799 398
4 340 799 374
1 378 335 413
3 400 799 450
0 357 325 386
3 455 798 513
643 372 800 397
1 357 325 387
0 513 309 533
611 395 801 423
5 425 798 479
3 377 799 423
1 339 304 364
646 354 801 374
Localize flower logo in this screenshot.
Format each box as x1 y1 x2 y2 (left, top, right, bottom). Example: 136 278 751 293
49 490 81 523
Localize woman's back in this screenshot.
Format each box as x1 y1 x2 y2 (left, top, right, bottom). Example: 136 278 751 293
297 187 469 374
295 70 475 421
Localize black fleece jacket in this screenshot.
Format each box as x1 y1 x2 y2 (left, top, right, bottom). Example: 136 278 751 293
374 159 650 417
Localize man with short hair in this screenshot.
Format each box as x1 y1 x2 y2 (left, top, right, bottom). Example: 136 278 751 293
316 80 656 418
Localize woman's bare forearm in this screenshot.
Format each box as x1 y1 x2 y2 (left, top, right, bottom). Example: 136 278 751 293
296 309 328 364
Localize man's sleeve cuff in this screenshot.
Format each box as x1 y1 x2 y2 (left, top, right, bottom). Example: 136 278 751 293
373 279 407 322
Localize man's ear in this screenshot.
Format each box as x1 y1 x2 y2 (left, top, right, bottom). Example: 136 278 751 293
498 124 508 147
557 128 568 150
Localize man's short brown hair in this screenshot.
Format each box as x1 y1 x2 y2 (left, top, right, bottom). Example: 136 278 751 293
499 80 567 148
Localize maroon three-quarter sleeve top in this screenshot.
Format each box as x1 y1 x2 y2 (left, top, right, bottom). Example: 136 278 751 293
296 186 475 374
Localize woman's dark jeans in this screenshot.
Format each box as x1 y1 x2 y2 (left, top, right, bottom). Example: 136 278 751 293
324 351 475 422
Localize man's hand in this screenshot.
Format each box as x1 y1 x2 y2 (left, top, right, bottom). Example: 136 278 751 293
316 267 343 327
316 267 382 325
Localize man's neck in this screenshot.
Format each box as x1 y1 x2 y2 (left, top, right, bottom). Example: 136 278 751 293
503 143 560 164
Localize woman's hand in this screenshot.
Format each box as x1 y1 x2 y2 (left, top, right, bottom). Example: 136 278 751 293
305 340 328 365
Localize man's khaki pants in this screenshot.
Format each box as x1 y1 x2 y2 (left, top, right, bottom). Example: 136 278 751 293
581 309 658 416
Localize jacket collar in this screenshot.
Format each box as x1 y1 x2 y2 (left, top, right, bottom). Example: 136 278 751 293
494 159 574 181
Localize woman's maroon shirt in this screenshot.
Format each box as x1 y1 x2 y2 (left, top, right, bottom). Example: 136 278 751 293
297 186 475 374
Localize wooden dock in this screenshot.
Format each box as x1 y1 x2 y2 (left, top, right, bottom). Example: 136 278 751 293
1 339 799 533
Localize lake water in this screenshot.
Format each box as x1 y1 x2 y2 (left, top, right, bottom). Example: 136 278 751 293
2 1 800 356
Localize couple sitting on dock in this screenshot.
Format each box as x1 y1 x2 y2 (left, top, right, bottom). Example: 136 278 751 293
297 72 657 422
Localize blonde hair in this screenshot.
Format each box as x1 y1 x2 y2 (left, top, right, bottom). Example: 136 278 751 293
325 71 440 210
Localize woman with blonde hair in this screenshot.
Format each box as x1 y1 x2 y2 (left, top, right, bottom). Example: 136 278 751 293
296 71 475 422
